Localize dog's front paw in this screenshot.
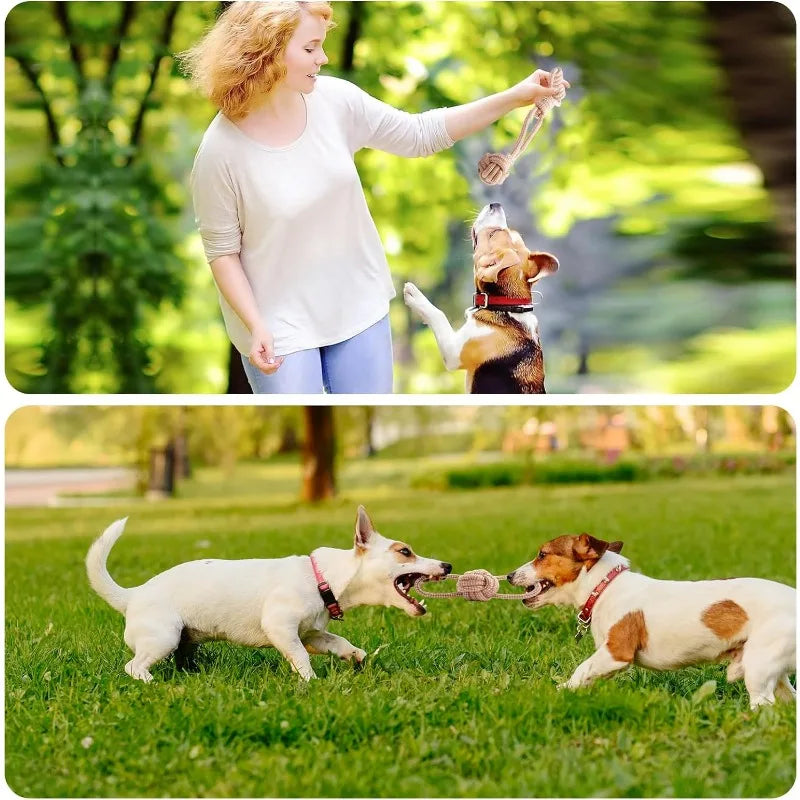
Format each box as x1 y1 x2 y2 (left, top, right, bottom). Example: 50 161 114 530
351 648 368 671
403 282 431 318
343 647 367 665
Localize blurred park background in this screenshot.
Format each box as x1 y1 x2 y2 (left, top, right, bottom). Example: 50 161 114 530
5 405 794 506
5 1 795 393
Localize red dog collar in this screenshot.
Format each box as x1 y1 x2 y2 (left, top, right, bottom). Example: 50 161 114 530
310 553 343 621
472 292 533 311
473 292 534 310
575 564 629 640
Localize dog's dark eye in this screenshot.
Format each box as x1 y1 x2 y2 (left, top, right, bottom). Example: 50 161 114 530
399 547 412 557
537 551 545 560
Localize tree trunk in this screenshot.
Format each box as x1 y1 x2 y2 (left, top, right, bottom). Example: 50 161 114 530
341 1 366 73
705 2 795 251
227 343 253 394
301 407 336 502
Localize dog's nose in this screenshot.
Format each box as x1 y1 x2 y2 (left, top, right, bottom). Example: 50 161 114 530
507 571 516 583
489 202 501 211
441 562 452 575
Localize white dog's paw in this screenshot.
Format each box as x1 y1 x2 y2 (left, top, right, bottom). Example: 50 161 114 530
403 282 430 317
556 681 569 691
124 659 154 683
403 281 422 304
341 647 367 665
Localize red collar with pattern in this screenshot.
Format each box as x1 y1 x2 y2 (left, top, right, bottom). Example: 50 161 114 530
575 564 629 639
310 552 343 621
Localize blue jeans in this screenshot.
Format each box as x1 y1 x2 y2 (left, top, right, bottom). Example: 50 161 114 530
240 315 393 394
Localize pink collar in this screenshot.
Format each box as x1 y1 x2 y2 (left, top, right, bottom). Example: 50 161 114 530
310 552 343 620
575 563 629 640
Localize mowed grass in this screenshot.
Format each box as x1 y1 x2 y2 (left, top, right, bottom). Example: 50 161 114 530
5 468 796 797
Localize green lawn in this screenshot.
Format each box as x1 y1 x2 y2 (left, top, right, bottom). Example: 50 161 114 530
5 469 796 797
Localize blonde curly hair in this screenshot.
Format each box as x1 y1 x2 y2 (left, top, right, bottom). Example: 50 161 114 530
177 1 335 121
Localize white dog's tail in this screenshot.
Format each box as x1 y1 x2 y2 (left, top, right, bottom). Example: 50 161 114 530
86 517 134 614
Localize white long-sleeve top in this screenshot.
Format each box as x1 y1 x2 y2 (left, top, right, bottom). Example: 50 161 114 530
190 75 454 356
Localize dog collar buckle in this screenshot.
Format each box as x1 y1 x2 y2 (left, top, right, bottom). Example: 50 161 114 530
575 614 591 641
310 553 344 621
474 292 489 308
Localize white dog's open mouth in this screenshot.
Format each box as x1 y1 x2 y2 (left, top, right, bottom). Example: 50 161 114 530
523 578 553 607
395 572 443 614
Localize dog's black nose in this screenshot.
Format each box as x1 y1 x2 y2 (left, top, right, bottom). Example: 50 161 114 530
489 202 501 211
506 571 516 583
441 562 453 574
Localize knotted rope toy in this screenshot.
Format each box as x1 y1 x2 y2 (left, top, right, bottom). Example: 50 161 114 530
414 569 545 602
478 67 567 186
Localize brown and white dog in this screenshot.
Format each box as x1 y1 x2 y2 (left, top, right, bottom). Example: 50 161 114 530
403 203 558 393
508 534 796 709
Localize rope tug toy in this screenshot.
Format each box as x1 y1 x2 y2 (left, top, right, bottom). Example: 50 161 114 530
478 67 567 186
414 570 545 602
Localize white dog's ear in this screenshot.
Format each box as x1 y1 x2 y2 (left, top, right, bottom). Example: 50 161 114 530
355 505 374 551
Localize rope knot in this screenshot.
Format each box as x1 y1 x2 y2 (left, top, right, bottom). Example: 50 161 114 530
478 66 566 186
456 569 500 601
477 153 512 186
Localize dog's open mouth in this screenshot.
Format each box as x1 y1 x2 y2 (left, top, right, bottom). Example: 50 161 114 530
523 578 553 607
394 572 443 614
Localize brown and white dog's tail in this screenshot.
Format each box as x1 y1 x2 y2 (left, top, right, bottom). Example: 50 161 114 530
86 518 134 614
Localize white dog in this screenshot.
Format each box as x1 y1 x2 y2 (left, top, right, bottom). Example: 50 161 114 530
508 534 796 709
86 506 451 682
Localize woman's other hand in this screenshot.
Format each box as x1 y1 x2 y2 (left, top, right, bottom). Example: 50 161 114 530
249 327 284 374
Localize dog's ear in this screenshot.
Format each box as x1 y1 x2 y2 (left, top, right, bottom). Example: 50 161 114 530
525 252 559 282
474 250 522 286
355 505 374 551
573 533 612 564
607 540 624 554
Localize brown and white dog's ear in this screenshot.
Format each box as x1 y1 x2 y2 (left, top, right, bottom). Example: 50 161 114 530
607 540 624 554
355 505 374 551
525 252 559 282
573 533 612 565
474 250 523 286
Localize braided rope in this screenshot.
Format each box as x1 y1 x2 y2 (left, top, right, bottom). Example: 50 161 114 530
414 569 545 602
478 67 567 186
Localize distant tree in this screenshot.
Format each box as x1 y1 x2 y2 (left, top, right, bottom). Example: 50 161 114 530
5 2 186 392
302 407 336 502
705 2 795 252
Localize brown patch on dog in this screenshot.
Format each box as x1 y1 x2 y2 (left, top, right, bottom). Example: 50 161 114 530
472 227 558 299
607 610 649 663
701 600 749 639
390 542 416 562
461 312 546 393
572 533 618 570
530 536 584 587
530 534 624 588
459 320 521 371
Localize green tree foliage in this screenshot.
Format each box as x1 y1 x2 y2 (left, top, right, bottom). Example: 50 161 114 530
6 1 185 392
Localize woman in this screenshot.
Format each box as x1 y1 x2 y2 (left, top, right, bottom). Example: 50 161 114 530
181 1 566 394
